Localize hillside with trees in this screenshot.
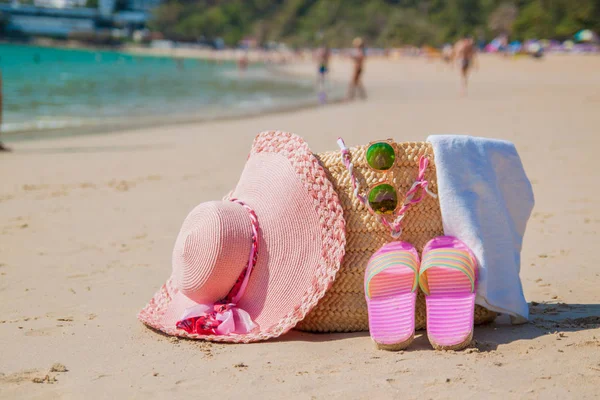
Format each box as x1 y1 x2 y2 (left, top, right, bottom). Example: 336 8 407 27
150 0 600 47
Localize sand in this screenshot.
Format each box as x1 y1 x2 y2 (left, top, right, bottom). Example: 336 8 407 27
1 54 599 399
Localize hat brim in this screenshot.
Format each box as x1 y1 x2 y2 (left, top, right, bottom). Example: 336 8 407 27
138 131 346 342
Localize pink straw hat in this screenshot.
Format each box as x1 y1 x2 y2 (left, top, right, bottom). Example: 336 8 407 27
138 131 346 342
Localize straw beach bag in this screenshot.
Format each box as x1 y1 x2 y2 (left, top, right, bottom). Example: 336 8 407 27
296 141 497 333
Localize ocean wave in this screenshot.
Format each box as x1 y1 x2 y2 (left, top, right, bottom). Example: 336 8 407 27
2 118 88 134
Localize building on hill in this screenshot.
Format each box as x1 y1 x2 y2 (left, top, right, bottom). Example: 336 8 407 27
34 0 87 8
0 0 161 39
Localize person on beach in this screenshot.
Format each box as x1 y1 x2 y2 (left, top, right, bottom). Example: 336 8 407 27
347 37 367 100
317 46 330 87
0 70 11 152
454 36 478 95
317 45 330 104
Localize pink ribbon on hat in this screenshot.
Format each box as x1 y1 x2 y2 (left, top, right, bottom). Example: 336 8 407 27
175 199 259 336
176 303 257 336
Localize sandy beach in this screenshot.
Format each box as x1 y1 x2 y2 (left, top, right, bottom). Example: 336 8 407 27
1 54 599 399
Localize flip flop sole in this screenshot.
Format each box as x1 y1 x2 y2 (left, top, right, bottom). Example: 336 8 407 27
367 264 417 350
424 258 475 350
420 236 477 351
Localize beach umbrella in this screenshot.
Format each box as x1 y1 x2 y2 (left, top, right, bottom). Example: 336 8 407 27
509 40 522 51
485 39 500 53
484 43 496 53
574 29 597 42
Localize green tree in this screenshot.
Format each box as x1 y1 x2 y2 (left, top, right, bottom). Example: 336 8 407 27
148 0 600 46
513 0 553 39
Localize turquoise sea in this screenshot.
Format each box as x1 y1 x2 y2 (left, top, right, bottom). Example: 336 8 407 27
0 44 324 140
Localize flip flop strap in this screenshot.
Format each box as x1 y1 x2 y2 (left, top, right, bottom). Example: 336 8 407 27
365 251 419 298
419 249 476 295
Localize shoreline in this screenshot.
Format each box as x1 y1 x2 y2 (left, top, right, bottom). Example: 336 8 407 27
2 83 345 143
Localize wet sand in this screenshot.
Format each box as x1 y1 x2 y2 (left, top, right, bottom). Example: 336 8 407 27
1 54 599 399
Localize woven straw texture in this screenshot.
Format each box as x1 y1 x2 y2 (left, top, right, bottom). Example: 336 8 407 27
295 141 497 333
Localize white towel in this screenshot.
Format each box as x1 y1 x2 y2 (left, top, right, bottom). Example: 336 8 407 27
427 135 534 323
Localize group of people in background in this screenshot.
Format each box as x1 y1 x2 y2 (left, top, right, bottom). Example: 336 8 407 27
316 36 367 104
316 34 479 102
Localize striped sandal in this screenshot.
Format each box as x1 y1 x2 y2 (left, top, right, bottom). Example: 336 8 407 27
364 241 420 351
419 236 478 351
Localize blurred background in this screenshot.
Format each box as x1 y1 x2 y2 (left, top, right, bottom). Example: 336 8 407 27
0 0 599 143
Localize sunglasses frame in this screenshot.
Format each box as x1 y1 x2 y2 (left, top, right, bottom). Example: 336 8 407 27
365 138 397 172
366 180 401 215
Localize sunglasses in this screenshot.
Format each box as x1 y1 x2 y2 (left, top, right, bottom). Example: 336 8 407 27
364 140 399 214
366 139 396 171
338 136 436 237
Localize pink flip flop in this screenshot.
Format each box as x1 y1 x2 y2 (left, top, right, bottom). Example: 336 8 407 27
364 241 419 351
419 236 478 350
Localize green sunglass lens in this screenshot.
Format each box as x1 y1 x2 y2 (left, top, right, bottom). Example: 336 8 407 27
366 142 395 171
368 184 398 214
